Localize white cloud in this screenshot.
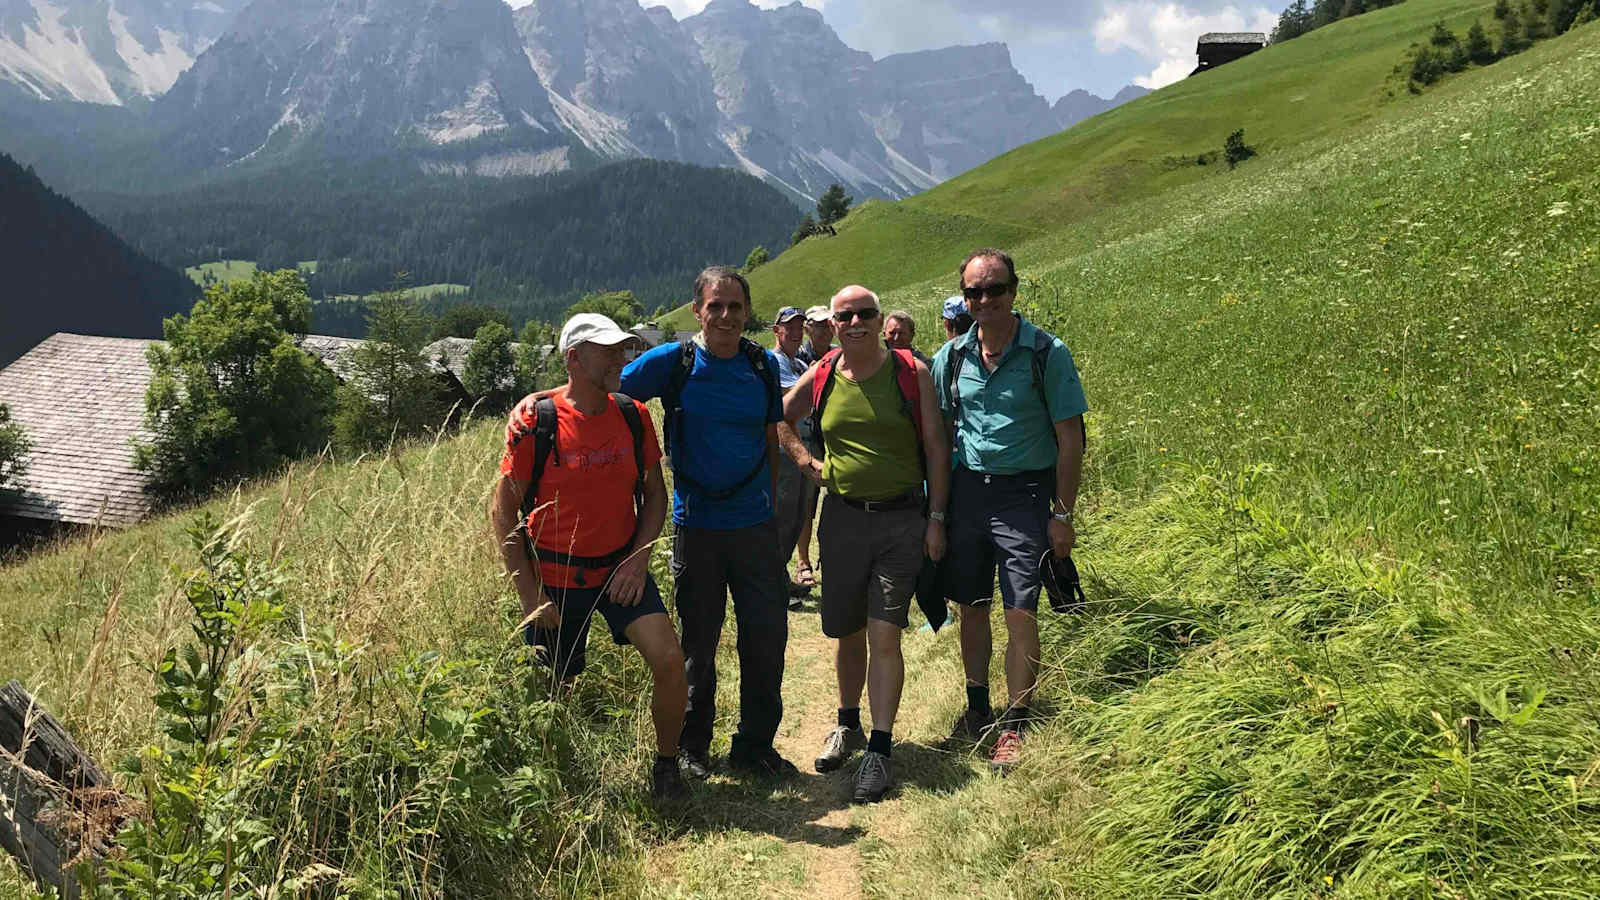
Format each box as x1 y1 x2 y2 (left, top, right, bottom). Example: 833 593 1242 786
1094 1 1276 88
508 0 826 15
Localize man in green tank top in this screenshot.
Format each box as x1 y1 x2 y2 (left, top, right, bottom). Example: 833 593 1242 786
779 285 951 803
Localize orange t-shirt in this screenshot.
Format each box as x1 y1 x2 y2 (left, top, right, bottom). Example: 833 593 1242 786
500 390 663 589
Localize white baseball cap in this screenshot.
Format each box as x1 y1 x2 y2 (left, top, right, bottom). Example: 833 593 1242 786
804 305 831 323
559 313 638 354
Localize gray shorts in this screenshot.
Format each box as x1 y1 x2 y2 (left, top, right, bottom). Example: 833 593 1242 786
817 493 923 638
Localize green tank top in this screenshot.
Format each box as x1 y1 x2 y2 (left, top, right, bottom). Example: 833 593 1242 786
820 357 923 500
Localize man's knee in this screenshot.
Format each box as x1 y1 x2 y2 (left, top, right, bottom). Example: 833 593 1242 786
866 621 903 656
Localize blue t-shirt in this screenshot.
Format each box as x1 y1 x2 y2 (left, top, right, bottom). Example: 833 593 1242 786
932 315 1088 475
621 340 783 529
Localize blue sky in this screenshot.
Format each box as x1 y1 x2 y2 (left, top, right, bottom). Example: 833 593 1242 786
507 0 1280 100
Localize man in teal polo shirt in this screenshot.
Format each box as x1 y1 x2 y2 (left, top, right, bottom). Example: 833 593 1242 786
932 247 1087 774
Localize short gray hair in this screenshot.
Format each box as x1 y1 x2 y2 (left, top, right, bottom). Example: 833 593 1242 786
884 309 916 336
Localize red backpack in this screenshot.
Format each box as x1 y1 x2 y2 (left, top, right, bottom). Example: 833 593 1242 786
809 347 925 446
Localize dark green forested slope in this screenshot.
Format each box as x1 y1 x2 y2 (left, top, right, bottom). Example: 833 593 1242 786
0 152 198 366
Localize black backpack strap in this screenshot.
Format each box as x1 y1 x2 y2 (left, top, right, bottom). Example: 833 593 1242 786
945 345 966 455
1028 329 1087 449
518 396 560 537
611 392 647 508
739 337 781 418
662 340 697 452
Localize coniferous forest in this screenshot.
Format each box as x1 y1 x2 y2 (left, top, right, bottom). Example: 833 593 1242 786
0 151 197 365
81 156 802 326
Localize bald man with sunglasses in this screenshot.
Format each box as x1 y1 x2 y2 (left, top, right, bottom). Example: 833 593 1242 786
932 248 1087 775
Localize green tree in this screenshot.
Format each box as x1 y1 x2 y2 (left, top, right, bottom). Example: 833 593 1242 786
1224 129 1257 169
431 304 511 340
136 270 338 499
0 403 31 491
1576 2 1598 25
332 290 449 453
791 213 820 247
1500 6 1531 53
566 290 642 325
1272 0 1314 41
816 184 852 226
516 320 562 396
1465 21 1498 63
463 321 516 410
744 245 771 273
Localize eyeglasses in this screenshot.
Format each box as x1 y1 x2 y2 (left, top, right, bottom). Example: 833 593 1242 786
961 282 1014 302
832 307 882 323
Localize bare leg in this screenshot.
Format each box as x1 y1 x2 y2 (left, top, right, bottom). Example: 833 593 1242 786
958 603 993 689
865 619 904 733
1002 607 1041 711
836 628 867 710
625 613 688 757
797 488 817 570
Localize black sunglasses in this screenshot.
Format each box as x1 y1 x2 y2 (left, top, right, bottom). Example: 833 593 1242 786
961 282 1014 302
832 307 882 323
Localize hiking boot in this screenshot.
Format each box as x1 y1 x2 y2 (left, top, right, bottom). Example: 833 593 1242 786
948 706 996 745
989 728 1023 775
814 725 866 773
852 750 893 804
677 748 713 780
728 745 800 779
652 756 689 800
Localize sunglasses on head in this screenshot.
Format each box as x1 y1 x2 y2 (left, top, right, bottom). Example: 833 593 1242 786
832 307 882 323
961 281 1014 302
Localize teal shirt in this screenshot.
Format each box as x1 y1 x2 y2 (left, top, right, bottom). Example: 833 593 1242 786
932 314 1087 475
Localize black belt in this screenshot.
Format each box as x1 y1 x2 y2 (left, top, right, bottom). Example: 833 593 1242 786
834 491 924 513
956 466 1053 486
532 543 630 569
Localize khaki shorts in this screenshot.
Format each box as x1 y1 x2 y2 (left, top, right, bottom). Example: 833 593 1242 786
817 493 924 638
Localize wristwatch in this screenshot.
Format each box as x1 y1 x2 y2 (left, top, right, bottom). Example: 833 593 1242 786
928 511 947 522
1052 510 1074 524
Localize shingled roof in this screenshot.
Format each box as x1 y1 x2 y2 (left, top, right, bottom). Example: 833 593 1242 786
0 334 158 526
1198 32 1267 45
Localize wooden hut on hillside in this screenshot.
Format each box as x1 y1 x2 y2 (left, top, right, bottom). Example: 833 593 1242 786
1192 32 1267 75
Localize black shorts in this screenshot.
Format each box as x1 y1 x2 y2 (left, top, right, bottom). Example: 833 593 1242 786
945 467 1052 612
523 575 669 679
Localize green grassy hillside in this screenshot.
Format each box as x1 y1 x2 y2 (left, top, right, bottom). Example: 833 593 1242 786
4 7 1598 898
663 0 1504 328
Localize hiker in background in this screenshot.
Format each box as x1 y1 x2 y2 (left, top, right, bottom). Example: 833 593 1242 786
789 304 837 590
771 306 815 607
942 295 974 342
883 309 932 367
932 248 1087 774
490 313 688 799
797 305 836 365
620 266 799 780
780 285 950 803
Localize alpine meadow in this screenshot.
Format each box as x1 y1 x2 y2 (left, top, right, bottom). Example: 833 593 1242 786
3 0 1599 896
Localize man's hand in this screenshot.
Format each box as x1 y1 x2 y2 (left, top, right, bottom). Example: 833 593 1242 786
925 519 947 562
1047 517 1076 559
519 587 561 630
609 550 650 607
799 455 824 486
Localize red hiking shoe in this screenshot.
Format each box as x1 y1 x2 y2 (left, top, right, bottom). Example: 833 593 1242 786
989 728 1022 775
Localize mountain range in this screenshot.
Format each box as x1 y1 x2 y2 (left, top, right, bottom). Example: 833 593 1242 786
1 0 1147 200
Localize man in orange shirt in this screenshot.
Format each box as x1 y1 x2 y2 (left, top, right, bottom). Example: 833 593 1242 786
490 313 689 799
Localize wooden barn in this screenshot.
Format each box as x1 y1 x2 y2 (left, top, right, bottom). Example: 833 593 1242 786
1192 32 1267 75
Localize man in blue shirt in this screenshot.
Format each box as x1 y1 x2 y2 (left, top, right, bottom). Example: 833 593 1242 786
931 248 1087 774
621 266 799 779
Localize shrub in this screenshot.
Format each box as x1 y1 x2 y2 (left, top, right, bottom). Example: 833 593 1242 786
431 304 511 341
1494 0 1511 17
0 403 30 491
135 270 338 500
1224 129 1257 169
1577 1 1598 24
1500 7 1532 53
791 213 820 246
744 244 770 273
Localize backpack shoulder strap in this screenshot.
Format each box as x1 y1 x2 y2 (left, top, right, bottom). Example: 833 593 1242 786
740 337 780 411
611 393 647 506
519 396 560 527
1027 328 1087 448
662 340 697 447
810 347 843 417
889 348 924 440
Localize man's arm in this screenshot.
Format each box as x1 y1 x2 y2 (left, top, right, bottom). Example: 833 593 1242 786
780 366 823 484
1049 416 1085 558
915 361 949 561
489 475 559 628
767 423 781 507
